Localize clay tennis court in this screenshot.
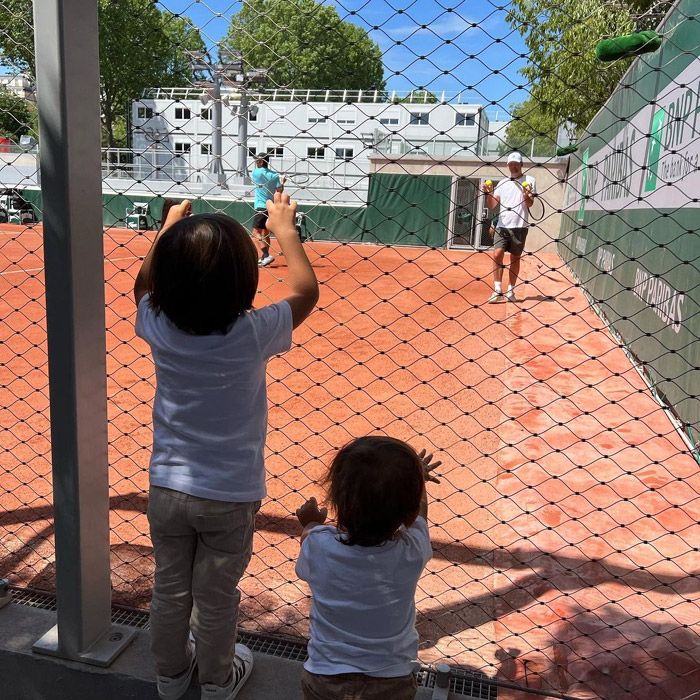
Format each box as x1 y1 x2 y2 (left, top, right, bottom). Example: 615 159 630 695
1 222 699 699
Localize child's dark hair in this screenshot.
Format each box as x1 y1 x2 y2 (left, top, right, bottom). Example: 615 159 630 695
325 436 425 547
148 213 258 335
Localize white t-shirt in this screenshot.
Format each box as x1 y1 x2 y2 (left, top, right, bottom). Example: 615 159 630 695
495 174 537 229
136 296 293 502
296 517 432 677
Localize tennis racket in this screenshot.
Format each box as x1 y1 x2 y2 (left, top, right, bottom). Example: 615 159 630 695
283 159 312 186
519 180 545 222
527 190 545 222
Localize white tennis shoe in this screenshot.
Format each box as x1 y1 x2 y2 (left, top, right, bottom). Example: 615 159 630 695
200 644 254 699
156 637 197 699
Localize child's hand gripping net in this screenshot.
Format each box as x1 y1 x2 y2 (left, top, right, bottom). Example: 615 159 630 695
297 496 328 527
418 449 442 484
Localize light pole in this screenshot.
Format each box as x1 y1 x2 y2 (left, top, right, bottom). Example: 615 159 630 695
190 48 268 188
190 49 236 188
231 68 268 181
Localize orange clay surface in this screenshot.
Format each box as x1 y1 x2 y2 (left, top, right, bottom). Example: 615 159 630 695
1 223 699 699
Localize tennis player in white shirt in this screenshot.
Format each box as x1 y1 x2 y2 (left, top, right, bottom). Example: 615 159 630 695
483 151 537 303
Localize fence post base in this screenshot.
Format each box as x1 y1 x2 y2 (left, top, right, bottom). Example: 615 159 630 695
33 624 136 668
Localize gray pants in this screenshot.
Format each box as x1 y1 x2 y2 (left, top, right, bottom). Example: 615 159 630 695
148 485 260 685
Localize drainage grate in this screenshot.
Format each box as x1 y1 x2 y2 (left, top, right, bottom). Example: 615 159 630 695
417 668 498 699
9 587 57 612
10 587 151 628
10 586 497 698
238 633 308 663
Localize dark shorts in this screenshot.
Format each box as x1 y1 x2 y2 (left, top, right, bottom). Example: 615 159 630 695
253 208 268 230
302 669 416 700
494 227 528 255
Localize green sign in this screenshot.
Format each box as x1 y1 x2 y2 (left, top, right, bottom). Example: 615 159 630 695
644 107 666 192
576 148 589 222
558 0 700 453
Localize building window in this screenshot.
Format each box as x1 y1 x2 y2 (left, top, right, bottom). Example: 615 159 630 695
307 146 326 159
137 106 153 120
380 116 399 126
201 108 212 120
308 109 328 123
409 112 429 125
175 107 191 120
248 146 258 159
336 111 356 125
455 113 475 126
266 146 284 158
249 108 258 122
335 147 354 160
201 143 211 155
174 142 191 154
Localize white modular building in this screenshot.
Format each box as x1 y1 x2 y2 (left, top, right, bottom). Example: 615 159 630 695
126 88 490 194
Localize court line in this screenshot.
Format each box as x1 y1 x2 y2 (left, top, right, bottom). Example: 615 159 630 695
0 255 141 278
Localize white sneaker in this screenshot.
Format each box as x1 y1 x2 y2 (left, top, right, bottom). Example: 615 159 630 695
487 291 502 304
157 637 197 700
258 255 274 267
505 288 516 301
201 644 254 699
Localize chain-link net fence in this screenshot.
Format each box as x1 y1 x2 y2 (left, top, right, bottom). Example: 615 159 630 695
1 0 699 697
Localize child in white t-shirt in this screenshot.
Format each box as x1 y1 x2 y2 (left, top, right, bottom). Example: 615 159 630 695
134 193 318 700
295 436 441 700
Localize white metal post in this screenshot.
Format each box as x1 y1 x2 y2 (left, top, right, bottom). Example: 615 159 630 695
31 0 135 666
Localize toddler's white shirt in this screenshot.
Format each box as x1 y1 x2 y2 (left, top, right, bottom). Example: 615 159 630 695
296 517 432 677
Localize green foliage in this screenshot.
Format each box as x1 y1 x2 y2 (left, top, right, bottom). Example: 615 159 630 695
0 0 34 72
498 99 560 157
395 90 438 103
98 2 204 146
225 0 385 90
0 0 205 146
507 0 664 128
0 87 34 140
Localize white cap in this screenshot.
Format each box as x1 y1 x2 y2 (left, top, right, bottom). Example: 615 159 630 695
506 151 523 164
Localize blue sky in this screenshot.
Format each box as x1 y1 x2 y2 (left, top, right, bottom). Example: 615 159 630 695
158 0 530 117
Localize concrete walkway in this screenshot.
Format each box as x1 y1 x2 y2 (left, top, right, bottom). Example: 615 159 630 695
0 602 439 700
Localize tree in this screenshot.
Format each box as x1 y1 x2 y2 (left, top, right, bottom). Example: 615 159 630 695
507 0 667 128
498 100 560 158
225 0 385 91
98 2 204 146
0 0 204 146
0 1 34 73
0 87 35 140
396 90 438 104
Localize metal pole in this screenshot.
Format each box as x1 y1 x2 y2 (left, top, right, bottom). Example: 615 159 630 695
31 0 135 666
211 71 226 188
238 86 249 182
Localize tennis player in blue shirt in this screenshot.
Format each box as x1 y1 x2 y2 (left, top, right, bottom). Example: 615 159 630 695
251 153 286 267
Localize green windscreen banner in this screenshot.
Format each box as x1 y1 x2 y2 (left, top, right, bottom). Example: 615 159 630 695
21 172 451 248
559 0 700 451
